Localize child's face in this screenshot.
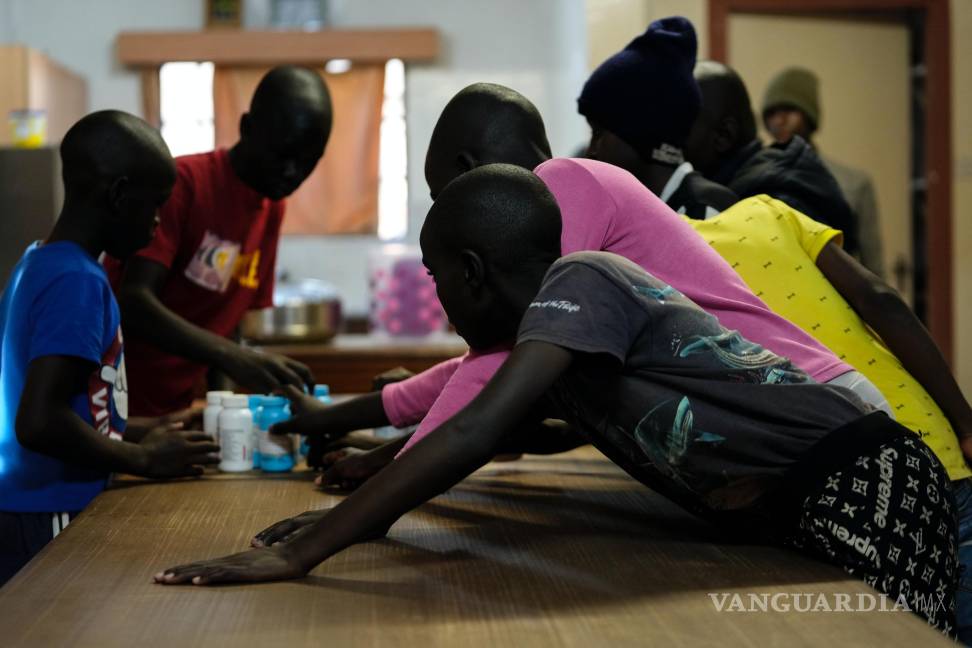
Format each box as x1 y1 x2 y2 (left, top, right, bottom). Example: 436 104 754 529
104 179 173 259
420 235 512 351
241 107 329 200
764 108 811 144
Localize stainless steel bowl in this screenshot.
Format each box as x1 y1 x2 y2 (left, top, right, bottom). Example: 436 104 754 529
240 278 342 343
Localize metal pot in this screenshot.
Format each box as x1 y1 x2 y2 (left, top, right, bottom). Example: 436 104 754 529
240 278 342 344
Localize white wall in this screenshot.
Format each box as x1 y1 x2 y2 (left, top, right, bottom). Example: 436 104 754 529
0 0 202 114
586 0 708 70
952 0 972 393
0 0 589 316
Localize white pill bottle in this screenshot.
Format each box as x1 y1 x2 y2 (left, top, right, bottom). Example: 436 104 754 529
218 395 253 472
203 390 233 440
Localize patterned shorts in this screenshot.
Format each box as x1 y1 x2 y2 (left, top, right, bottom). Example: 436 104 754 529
785 434 958 636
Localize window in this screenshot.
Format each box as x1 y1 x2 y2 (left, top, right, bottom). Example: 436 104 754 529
378 59 407 241
157 58 407 238
159 62 214 157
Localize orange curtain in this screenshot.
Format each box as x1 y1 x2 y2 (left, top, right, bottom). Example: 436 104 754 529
213 64 384 235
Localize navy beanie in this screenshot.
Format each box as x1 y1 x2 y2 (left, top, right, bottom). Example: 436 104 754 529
578 16 701 164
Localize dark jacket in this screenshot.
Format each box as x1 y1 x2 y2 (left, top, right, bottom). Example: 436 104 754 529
668 170 740 220
713 137 859 255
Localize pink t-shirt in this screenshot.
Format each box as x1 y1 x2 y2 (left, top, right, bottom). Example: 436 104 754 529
387 158 851 453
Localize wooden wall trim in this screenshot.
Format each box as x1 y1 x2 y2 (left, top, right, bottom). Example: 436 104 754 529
139 67 161 130
117 29 439 66
709 0 729 61
924 0 953 361
707 0 953 361
717 0 933 10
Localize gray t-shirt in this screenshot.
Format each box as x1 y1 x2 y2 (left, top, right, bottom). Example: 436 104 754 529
517 251 868 523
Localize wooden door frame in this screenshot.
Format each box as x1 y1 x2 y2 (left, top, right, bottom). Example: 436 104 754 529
709 0 953 363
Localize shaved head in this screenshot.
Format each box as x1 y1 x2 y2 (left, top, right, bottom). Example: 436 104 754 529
235 65 333 200
425 83 552 199
60 110 174 202
421 164 561 349
683 61 757 176
250 65 332 127
424 163 561 270
58 110 175 258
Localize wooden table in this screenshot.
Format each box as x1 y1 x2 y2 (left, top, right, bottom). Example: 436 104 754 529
255 333 468 393
0 448 950 647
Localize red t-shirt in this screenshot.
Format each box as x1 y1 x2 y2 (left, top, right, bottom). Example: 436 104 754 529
104 148 283 416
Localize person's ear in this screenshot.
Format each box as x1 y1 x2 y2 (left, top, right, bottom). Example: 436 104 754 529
457 150 478 173
107 176 130 215
713 116 739 155
459 249 485 289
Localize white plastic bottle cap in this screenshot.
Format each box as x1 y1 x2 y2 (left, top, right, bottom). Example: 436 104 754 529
206 390 233 405
222 394 249 408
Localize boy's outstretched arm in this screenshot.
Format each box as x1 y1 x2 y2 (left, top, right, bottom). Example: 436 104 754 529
817 241 972 443
118 258 314 393
17 356 220 478
153 340 573 585
273 388 391 440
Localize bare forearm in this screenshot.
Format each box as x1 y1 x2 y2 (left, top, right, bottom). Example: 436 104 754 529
120 289 235 368
285 392 391 440
869 299 972 433
18 409 145 474
817 242 972 435
286 421 495 570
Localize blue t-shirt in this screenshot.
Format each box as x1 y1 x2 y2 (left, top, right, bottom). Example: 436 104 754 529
0 241 127 512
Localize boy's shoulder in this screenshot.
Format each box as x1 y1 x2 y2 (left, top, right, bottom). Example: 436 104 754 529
17 243 109 297
704 194 793 226
175 149 222 172
534 157 640 193
550 251 667 291
535 158 675 228
172 149 227 190
26 241 103 274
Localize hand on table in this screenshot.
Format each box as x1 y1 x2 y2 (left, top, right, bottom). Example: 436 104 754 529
222 347 314 394
276 384 327 422
125 405 206 443
251 509 330 547
304 435 355 468
315 446 387 491
154 545 306 586
137 423 221 478
252 508 389 548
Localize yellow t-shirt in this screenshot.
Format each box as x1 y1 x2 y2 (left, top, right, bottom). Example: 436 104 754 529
688 194 970 481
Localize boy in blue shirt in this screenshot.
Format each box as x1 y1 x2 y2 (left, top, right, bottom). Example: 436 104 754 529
0 111 220 584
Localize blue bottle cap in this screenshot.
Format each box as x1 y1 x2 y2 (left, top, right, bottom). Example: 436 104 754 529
262 395 288 408
313 384 330 397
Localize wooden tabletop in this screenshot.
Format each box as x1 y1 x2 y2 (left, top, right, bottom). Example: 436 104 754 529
0 448 950 647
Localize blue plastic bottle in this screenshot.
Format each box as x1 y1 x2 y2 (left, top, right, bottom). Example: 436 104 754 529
247 395 265 468
295 384 333 459
259 396 294 472
313 384 332 403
